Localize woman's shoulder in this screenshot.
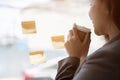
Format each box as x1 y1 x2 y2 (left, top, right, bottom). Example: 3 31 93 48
85 40 120 69
88 43 120 60
88 34 120 59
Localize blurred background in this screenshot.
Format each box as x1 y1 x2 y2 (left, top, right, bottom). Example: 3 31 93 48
0 0 106 80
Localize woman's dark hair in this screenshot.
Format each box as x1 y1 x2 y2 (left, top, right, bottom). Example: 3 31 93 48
102 0 120 30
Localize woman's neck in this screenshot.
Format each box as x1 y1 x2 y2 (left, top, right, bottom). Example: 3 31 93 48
107 25 120 40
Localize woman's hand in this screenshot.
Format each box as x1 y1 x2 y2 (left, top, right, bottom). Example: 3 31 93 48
64 26 91 60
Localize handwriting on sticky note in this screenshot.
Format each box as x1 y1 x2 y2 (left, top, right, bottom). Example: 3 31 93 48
51 35 65 49
21 20 37 34
29 51 46 64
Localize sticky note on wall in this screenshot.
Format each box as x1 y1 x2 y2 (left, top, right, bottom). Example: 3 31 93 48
21 20 37 34
51 35 65 49
29 51 46 64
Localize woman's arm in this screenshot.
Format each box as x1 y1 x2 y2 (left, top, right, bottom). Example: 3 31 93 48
55 57 80 80
55 26 91 80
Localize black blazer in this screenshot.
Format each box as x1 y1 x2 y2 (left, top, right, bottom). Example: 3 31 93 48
55 34 120 80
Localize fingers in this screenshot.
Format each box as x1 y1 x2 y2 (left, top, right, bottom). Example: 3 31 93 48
83 32 91 45
67 30 73 41
73 26 79 38
67 27 80 41
69 30 73 37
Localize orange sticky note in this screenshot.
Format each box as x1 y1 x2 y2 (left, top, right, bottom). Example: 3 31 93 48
29 51 46 64
51 35 65 49
21 20 37 34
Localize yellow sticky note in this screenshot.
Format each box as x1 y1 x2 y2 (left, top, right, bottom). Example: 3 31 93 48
29 51 46 64
21 20 37 34
51 35 65 49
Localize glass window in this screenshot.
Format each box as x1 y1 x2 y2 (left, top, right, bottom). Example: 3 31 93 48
0 0 105 79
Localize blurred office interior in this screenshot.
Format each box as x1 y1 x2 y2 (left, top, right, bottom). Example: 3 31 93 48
0 0 106 80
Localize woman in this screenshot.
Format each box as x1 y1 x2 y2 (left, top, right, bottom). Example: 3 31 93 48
55 0 120 80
